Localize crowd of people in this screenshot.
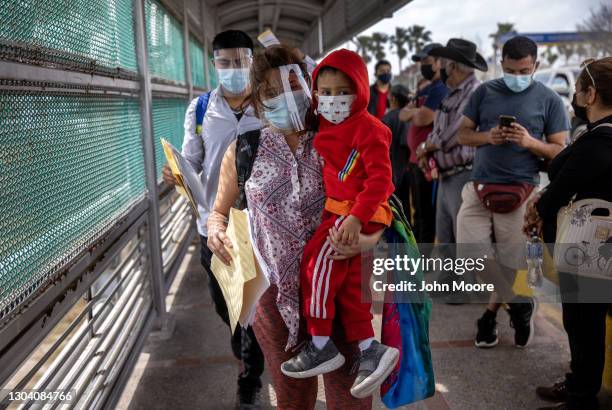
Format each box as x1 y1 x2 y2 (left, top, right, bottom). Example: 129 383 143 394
161 28 612 410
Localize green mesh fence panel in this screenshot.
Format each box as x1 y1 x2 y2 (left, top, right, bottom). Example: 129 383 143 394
144 0 186 84
152 98 188 180
0 91 146 318
207 52 218 89
189 36 205 88
0 0 137 74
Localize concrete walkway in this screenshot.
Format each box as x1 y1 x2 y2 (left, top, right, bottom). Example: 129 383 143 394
116 244 610 409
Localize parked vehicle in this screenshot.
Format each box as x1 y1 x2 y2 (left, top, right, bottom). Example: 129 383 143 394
535 66 581 114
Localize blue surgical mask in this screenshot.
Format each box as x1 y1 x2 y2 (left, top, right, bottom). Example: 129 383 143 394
217 68 250 94
263 90 311 131
503 72 533 93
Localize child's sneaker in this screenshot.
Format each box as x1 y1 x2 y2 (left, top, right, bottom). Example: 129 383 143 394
350 340 399 398
281 339 345 378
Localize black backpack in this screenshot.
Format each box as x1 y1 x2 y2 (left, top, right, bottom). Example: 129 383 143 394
234 129 261 209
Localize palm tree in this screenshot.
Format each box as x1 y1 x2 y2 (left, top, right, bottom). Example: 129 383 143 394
542 46 559 66
390 27 409 71
369 32 389 61
406 25 432 55
490 22 516 76
490 22 516 59
352 35 373 64
557 43 575 64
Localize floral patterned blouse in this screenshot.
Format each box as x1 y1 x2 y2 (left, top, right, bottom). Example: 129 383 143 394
246 127 325 349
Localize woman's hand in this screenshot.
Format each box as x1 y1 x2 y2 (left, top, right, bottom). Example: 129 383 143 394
327 227 384 260
207 211 233 266
162 164 177 186
523 194 543 237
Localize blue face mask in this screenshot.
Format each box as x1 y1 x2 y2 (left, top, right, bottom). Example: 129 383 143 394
263 91 310 131
503 72 533 93
217 68 250 95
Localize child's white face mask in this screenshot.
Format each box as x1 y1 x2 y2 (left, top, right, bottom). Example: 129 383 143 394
317 95 356 124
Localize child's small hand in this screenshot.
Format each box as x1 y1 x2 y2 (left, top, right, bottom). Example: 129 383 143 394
336 215 362 246
328 225 341 244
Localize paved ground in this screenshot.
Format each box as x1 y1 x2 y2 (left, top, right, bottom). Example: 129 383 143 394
116 244 610 410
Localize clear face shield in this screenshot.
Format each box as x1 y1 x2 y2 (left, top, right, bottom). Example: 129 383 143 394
261 64 312 133
213 48 253 95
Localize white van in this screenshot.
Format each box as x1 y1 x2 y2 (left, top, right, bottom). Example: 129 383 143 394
534 66 581 114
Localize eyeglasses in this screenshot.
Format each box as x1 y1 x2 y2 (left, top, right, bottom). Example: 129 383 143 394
580 58 596 88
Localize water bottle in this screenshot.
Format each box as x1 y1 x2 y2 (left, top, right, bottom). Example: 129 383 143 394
526 231 544 288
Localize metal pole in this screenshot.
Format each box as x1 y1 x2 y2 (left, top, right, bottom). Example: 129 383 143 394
317 16 323 56
204 39 211 90
201 4 212 91
182 4 193 100
132 0 173 338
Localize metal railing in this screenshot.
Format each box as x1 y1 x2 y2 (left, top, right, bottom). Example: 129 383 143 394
0 0 207 408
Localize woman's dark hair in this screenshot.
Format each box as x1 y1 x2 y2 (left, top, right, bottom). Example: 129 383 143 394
250 45 315 128
212 30 253 51
578 57 612 108
390 84 410 108
502 36 537 61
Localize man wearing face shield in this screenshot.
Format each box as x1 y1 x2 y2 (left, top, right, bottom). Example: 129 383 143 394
161 30 264 408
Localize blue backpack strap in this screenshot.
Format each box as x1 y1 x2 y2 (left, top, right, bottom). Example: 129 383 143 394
195 91 211 136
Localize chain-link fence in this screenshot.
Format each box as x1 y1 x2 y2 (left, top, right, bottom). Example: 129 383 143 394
0 0 138 77
0 0 209 322
152 97 189 180
0 91 146 318
0 0 209 406
189 36 206 88
144 0 186 84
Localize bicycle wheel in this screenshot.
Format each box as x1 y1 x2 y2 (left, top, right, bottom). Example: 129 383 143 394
565 246 586 267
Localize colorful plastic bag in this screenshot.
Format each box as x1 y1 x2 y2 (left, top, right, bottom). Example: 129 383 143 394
380 195 435 408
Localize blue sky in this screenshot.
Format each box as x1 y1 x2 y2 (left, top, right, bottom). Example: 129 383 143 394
341 0 604 74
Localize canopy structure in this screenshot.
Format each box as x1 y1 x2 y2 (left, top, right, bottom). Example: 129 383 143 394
188 0 413 57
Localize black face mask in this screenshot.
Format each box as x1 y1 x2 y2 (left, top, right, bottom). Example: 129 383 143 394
377 73 392 84
571 94 588 122
420 64 435 81
440 68 449 84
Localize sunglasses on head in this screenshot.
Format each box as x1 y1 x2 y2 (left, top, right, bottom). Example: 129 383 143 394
580 58 596 88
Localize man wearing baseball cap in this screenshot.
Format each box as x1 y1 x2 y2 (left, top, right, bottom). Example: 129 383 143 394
400 43 448 243
416 39 487 247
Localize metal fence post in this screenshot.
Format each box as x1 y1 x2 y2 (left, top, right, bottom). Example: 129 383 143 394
133 0 174 338
182 4 193 100
201 4 212 91
203 38 211 91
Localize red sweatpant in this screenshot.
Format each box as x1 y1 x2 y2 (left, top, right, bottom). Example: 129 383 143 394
301 211 379 341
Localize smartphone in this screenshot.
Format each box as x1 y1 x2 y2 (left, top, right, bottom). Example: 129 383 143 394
498 115 517 128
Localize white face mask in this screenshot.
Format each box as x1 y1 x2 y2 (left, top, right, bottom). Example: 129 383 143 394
317 95 356 124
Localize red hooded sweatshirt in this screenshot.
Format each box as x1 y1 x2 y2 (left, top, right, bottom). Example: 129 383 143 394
312 49 394 226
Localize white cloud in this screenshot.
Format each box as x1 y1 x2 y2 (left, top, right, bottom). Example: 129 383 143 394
340 0 603 75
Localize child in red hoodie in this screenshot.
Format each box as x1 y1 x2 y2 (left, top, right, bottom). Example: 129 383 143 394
281 49 399 399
